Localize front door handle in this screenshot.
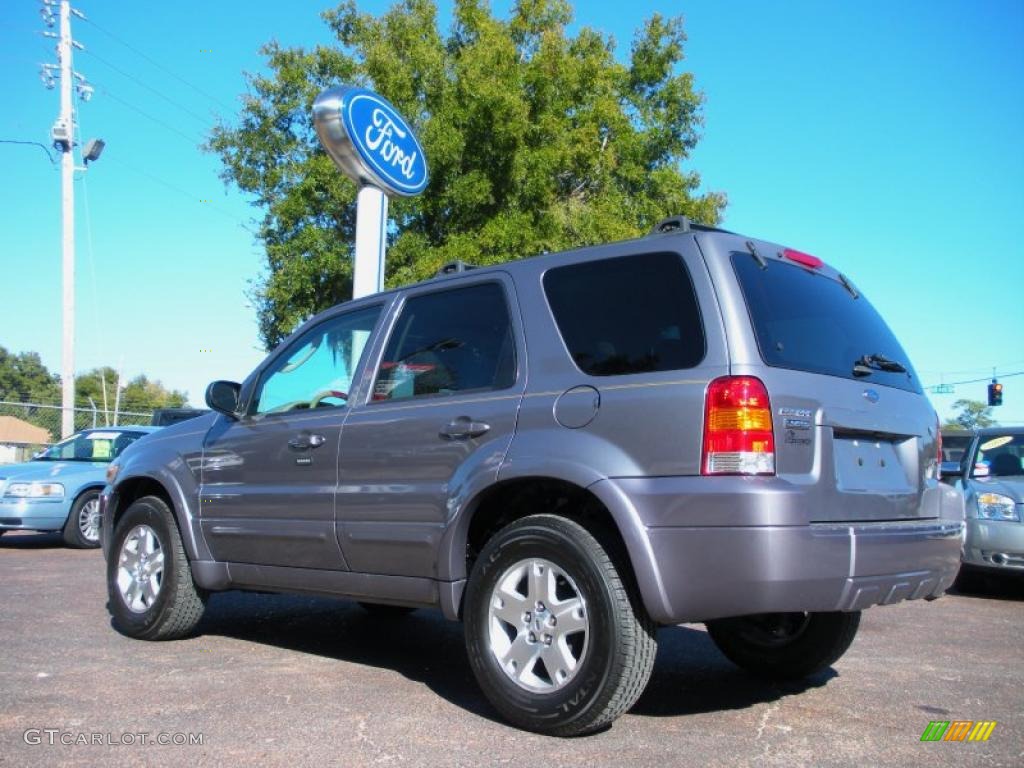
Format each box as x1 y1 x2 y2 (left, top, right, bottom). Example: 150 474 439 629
439 417 491 440
288 433 327 451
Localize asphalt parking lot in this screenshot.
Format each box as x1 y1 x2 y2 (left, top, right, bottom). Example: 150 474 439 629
1 531 1020 768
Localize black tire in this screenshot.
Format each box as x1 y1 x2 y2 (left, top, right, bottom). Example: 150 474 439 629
706 611 861 680
464 514 657 737
62 489 102 549
357 602 416 617
106 495 206 640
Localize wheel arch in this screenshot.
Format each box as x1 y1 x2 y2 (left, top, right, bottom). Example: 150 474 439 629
109 472 203 561
443 470 670 623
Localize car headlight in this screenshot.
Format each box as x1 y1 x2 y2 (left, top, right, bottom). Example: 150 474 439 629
105 461 120 485
5 482 65 499
976 492 1020 522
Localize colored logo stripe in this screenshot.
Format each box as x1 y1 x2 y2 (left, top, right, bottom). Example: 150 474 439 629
920 720 997 742
944 721 973 741
968 721 997 742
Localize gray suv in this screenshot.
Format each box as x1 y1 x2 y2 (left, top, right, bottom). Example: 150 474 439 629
101 218 964 736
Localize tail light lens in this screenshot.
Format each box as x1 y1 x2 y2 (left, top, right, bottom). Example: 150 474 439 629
702 376 775 475
936 414 942 480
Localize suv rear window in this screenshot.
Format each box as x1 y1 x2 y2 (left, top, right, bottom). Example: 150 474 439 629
544 252 705 376
732 254 921 393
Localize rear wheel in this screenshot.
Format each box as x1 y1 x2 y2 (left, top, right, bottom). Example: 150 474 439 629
62 489 102 549
706 611 860 680
107 495 206 640
464 514 656 736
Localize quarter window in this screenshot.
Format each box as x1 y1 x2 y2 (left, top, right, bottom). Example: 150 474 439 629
254 306 382 414
543 252 705 376
373 282 515 401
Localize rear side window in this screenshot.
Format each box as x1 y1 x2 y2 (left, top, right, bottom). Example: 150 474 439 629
543 252 705 376
731 254 921 393
373 282 515 401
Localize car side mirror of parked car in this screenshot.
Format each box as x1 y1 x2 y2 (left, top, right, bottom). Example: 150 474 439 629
205 380 242 418
940 460 963 478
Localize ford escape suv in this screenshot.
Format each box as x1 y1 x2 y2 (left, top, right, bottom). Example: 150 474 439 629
101 217 963 736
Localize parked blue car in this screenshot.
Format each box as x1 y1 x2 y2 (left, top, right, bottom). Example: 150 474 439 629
0 426 159 548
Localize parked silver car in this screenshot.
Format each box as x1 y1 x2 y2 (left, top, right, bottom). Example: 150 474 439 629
949 427 1024 575
100 217 963 736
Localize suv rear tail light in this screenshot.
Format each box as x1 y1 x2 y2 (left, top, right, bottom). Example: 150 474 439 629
702 376 775 475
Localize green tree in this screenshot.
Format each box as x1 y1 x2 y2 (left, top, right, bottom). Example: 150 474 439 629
118 375 188 412
943 399 997 431
209 0 726 347
0 346 61 403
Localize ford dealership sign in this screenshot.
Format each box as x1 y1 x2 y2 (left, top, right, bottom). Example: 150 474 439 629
312 86 428 197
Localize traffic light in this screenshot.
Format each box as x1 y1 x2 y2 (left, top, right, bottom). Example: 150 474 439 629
988 380 1003 407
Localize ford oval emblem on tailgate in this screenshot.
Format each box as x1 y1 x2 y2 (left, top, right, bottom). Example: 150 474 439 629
863 389 880 404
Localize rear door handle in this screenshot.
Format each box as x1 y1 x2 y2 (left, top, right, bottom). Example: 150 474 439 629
288 433 327 451
439 418 491 440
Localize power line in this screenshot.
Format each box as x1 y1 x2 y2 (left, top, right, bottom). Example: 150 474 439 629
103 153 254 231
99 85 204 146
925 370 1024 389
0 139 57 164
82 48 216 128
81 16 235 114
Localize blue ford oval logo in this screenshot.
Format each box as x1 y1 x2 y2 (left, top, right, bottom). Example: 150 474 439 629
341 89 428 196
313 86 429 197
863 389 880 404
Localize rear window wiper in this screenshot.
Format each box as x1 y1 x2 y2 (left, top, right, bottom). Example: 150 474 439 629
852 353 907 377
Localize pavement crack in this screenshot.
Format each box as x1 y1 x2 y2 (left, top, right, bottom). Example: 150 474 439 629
755 701 780 742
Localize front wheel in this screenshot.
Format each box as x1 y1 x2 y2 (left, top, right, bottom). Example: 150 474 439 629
63 489 102 549
706 611 861 680
464 514 657 736
107 495 206 640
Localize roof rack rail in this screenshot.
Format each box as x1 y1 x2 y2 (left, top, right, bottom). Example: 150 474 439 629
435 260 479 278
649 215 736 237
650 215 691 234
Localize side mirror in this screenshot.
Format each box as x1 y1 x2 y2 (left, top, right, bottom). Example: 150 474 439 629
205 380 242 418
940 461 963 478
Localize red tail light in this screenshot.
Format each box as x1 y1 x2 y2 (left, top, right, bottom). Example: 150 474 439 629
781 248 823 269
702 376 775 475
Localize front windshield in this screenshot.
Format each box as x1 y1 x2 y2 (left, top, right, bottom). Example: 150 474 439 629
34 430 145 463
973 434 1024 478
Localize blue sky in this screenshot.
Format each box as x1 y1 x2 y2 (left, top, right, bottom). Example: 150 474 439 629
2 0 1023 422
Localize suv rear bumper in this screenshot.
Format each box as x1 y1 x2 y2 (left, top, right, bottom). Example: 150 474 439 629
593 477 964 624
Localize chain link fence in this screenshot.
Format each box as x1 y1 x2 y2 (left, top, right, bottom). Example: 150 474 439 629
0 400 154 463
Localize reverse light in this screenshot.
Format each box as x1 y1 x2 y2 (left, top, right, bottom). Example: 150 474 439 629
702 376 775 475
5 482 65 499
976 493 1019 522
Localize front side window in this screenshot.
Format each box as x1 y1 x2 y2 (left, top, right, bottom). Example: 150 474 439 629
543 251 706 376
254 305 382 415
372 282 515 401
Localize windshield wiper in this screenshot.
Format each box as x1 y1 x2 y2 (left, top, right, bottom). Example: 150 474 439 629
853 353 907 377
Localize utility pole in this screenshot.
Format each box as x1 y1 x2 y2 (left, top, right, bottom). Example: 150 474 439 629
58 0 75 438
40 1 96 438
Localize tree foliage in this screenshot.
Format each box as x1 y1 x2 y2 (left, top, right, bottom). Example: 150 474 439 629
942 399 997 431
209 0 726 348
0 348 186 414
0 346 60 403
